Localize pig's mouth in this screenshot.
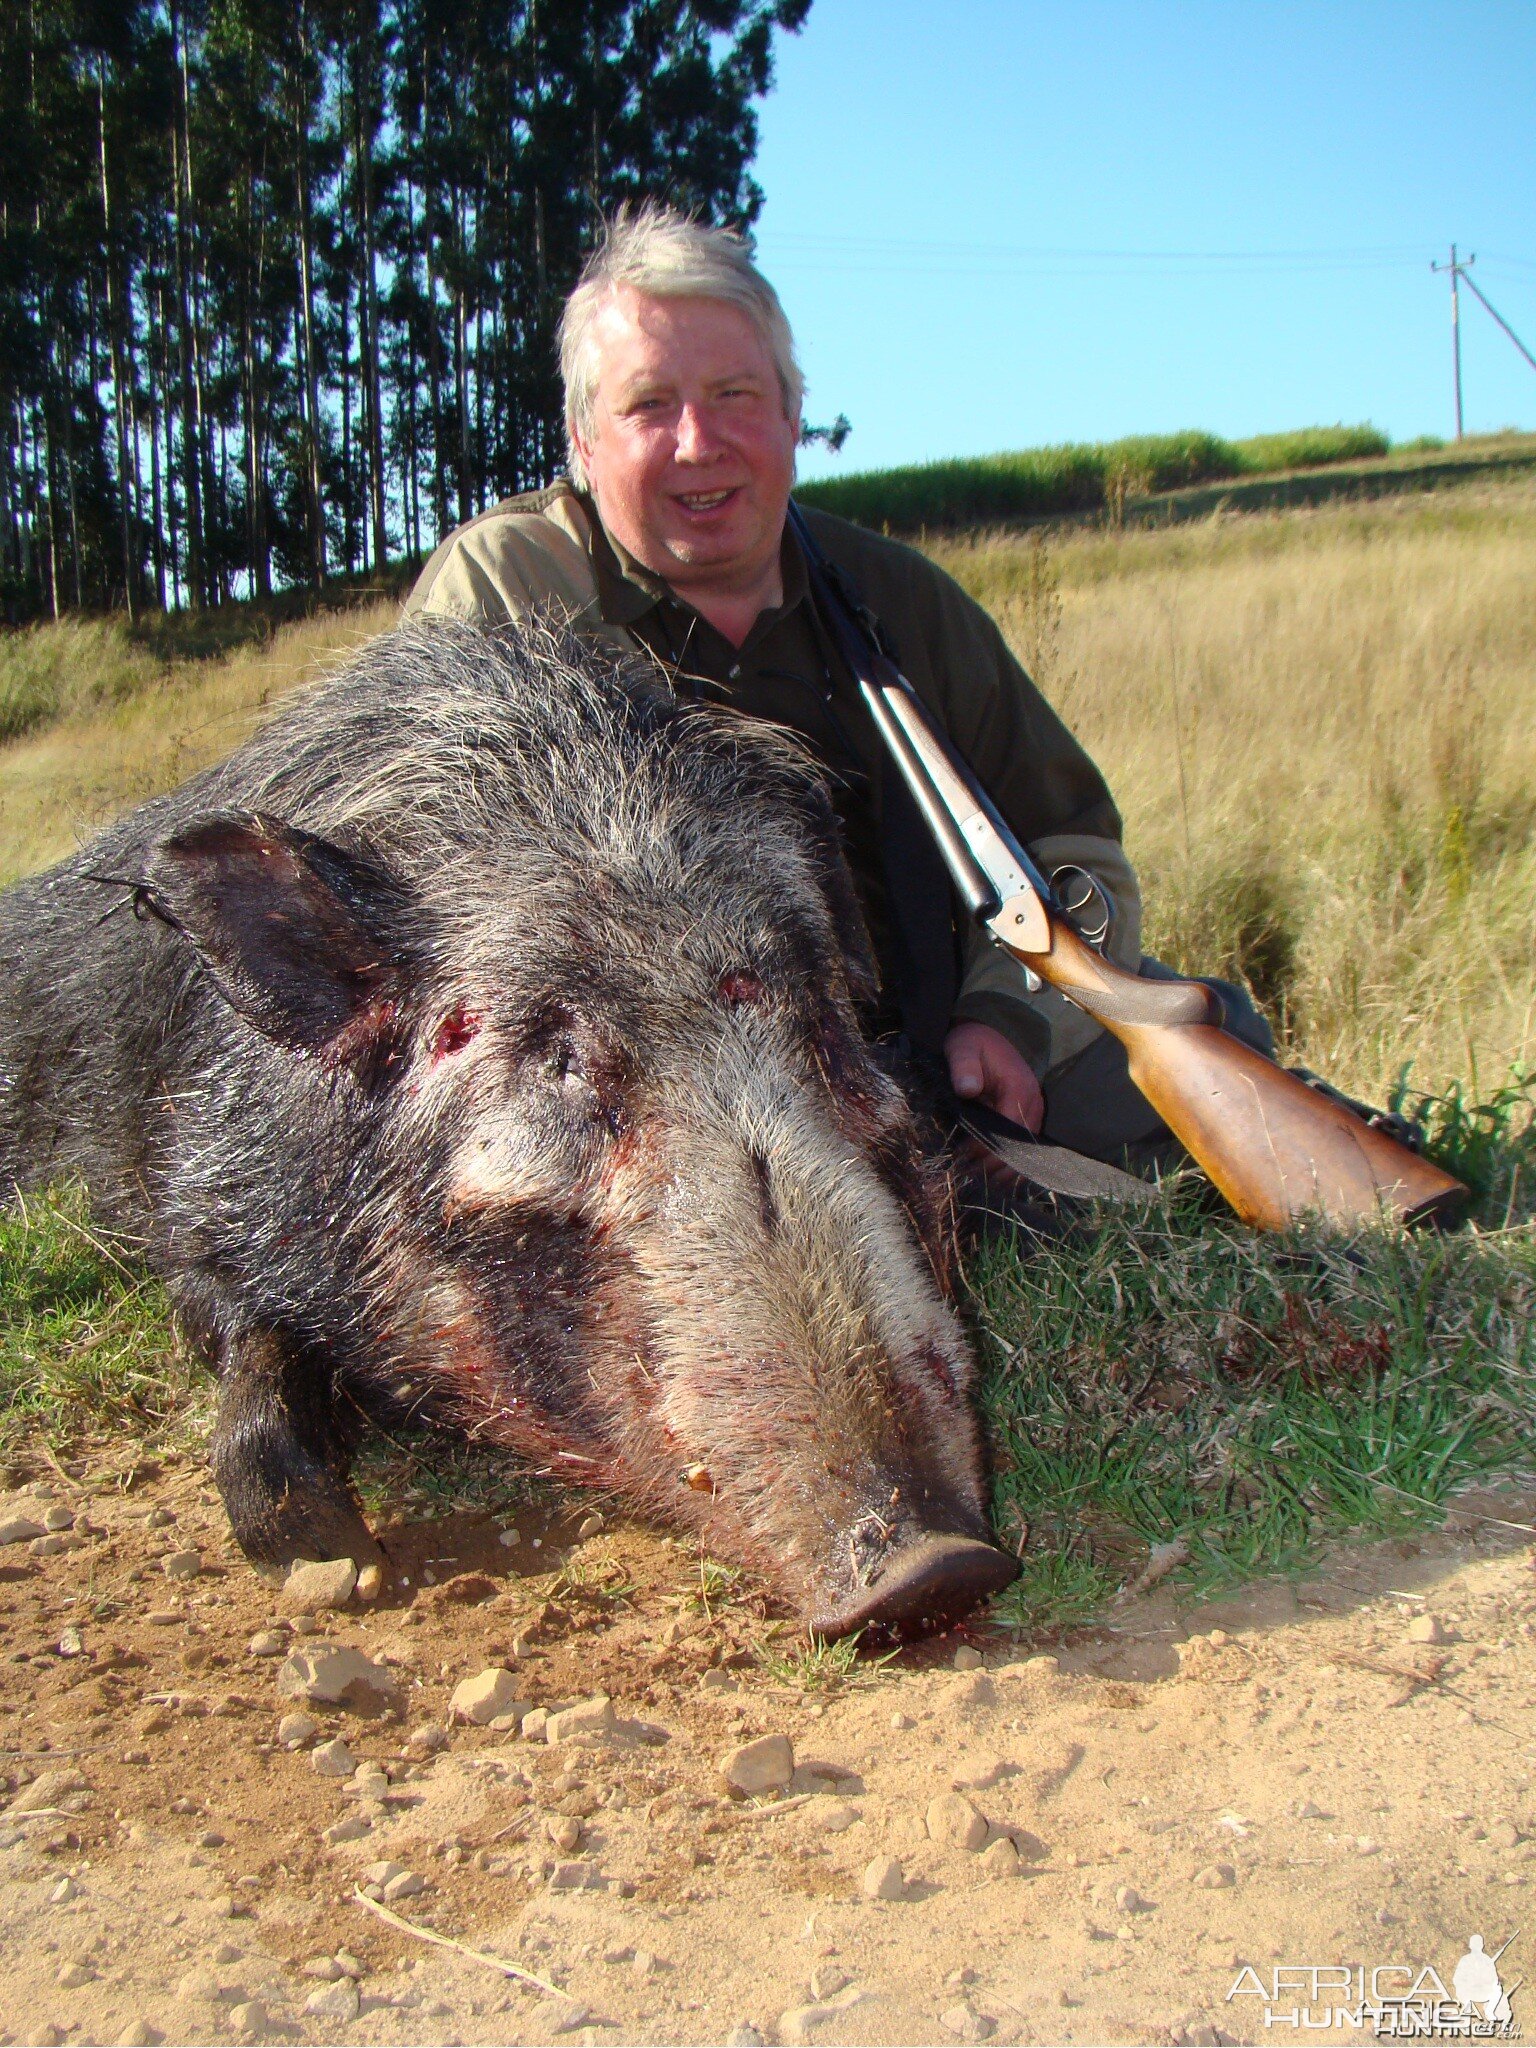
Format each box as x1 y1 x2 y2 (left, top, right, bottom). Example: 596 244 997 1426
809 1530 1019 1640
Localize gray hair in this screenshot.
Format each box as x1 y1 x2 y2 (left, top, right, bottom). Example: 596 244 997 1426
559 204 804 488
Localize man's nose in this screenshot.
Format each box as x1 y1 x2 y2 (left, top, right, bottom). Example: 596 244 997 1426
674 403 723 463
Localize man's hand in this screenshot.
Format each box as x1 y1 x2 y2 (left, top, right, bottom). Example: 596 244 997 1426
944 1021 1045 1134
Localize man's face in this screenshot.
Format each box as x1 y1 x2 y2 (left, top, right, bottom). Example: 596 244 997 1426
572 286 798 595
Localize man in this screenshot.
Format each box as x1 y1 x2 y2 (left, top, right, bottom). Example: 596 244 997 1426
404 204 1269 1181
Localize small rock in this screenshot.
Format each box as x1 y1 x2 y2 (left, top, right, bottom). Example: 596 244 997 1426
144 1609 183 1625
116 2022 159 2047
355 1562 383 1601
1488 1818 1522 1850
1193 1862 1236 1889
196 1828 226 1849
277 1710 319 1748
334 1951 365 1979
548 1814 583 1853
161 1549 202 1579
498 1526 521 1547
303 1958 344 1981
178 1969 220 2001
56 1961 94 1988
276 1643 398 1710
248 1630 287 1658
212 1943 242 1966
521 1708 549 1741
382 1869 424 1901
719 1733 794 1797
818 1801 857 1833
0 1513 44 1547
861 1853 905 1901
890 1712 914 1730
409 1720 450 1755
952 1646 984 1671
1356 1837 1381 1856
700 1668 737 1693
548 1860 601 1891
1116 1884 1152 1913
347 1763 390 1801
980 1836 1020 1878
42 1505 74 1532
1407 1612 1449 1644
449 1668 525 1727
927 1792 989 1853
1294 1799 1327 1820
726 2029 766 2047
577 1514 605 1539
145 1506 175 1528
136 1706 173 1737
809 1966 849 1998
940 2004 994 2042
30 2027 66 2047
311 1736 356 1777
632 1950 657 1981
306 1978 361 2020
57 1626 84 1658
228 1999 266 2035
546 1694 617 1744
282 1557 358 1612
324 1815 372 1845
9 1767 88 1815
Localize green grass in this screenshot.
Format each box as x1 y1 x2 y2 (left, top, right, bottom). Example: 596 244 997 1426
970 1100 1536 1632
797 423 1390 533
0 1184 195 1463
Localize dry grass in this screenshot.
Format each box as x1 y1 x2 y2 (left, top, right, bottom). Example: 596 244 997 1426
0 600 397 886
929 477 1536 1103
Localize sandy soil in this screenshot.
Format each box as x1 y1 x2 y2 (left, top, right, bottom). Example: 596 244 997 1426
0 1445 1532 2048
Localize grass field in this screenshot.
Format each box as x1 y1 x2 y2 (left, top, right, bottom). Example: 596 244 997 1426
1 467 1533 1632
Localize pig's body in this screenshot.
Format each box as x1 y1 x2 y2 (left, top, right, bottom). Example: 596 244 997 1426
0 622 1016 1633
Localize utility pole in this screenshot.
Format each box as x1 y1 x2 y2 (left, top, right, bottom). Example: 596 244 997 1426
1431 244 1471 440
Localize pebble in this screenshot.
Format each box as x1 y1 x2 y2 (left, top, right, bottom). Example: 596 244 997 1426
548 1814 583 1852
577 1514 605 1539
306 1978 361 2020
9 1767 88 1815
304 1957 345 1981
927 1792 990 1853
0 1513 44 1547
145 1507 175 1528
861 1854 905 1901
29 2026 65 2047
1116 1884 1152 1912
890 1712 914 1730
1407 1613 1449 1644
549 1860 601 1891
161 1549 202 1579
324 1814 372 1844
49 1878 80 1905
817 1801 858 1833
197 1828 226 1849
145 1609 183 1626
726 2029 766 2047
57 1626 84 1658
383 1869 424 1901
282 1556 358 1612
952 1646 984 1672
276 1642 398 1709
56 1961 94 1988
228 1999 266 2035
356 1562 383 1601
498 1526 521 1547
42 1505 74 1531
449 1667 526 1726
117 2023 159 2047
940 2003 994 2042
809 1965 849 1998
347 1763 390 1801
277 1711 319 1748
1193 1862 1236 1889
980 1836 1021 1878
1295 1799 1327 1819
409 1721 450 1755
521 1708 549 1741
720 1733 795 1797
546 1694 617 1744
177 1969 219 2002
312 1736 356 1777
212 1943 243 1966
1489 1819 1521 1850
780 1989 865 2044
248 1630 287 1658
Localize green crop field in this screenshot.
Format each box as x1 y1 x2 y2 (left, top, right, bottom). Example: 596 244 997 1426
1 455 1533 1634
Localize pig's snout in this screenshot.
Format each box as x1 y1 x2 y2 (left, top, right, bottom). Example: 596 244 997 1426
811 1533 1019 1640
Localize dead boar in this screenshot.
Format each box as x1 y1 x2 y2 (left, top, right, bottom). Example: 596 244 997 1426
0 620 1017 1635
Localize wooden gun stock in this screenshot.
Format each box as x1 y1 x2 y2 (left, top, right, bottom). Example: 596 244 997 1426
999 906 1468 1231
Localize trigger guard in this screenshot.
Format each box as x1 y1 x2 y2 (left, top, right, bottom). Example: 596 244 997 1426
1050 863 1114 952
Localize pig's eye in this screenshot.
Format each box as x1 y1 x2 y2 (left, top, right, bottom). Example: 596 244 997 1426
430 1006 482 1063
718 968 767 1008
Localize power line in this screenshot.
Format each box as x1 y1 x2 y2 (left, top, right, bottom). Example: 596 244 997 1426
1431 246 1536 439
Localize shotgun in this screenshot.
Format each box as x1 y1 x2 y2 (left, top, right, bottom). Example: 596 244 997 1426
788 503 1467 1232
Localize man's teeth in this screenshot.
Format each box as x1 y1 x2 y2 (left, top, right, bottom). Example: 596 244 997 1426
679 490 733 509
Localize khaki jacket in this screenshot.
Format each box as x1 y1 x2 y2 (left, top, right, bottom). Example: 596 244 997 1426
404 484 1140 1077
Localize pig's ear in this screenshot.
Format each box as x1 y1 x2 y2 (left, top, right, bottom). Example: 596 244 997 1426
141 812 407 1060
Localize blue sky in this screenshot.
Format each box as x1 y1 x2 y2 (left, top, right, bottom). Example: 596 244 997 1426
750 1 1536 477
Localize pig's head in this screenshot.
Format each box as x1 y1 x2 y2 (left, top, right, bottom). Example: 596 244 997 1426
143 622 1018 1636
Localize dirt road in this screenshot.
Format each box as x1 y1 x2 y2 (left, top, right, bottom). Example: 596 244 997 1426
1 1448 1532 2048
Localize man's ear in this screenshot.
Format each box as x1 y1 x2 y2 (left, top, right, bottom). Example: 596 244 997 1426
141 812 409 1060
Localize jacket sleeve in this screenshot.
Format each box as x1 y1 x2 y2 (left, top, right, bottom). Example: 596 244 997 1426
401 493 636 657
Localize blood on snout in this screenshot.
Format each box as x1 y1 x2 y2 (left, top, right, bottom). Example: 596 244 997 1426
430 1005 482 1063
918 1341 960 1403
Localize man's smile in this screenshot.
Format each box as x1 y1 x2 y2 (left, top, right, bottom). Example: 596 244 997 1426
674 486 741 513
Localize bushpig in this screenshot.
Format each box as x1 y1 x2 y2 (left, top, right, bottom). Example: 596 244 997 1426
0 621 1017 1635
